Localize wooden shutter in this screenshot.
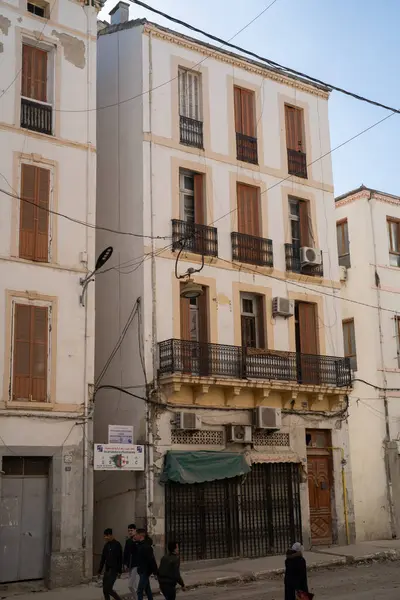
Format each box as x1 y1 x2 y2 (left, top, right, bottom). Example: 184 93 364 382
299 200 310 247
19 164 50 262
285 105 304 151
237 183 260 237
234 87 255 136
193 173 205 225
197 288 208 344
21 45 47 101
36 167 50 261
13 304 48 402
19 164 36 260
180 295 191 341
298 302 318 355
32 306 48 402
256 295 265 349
13 304 32 400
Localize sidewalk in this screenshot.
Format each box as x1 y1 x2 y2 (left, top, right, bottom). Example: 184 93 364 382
2 539 400 600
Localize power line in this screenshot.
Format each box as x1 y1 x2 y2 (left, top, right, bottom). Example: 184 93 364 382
0 186 171 240
133 0 400 116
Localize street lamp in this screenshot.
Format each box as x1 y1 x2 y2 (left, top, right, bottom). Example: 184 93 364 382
80 246 113 306
180 276 204 299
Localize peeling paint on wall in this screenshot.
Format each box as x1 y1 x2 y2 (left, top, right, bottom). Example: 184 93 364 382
0 14 11 35
52 30 86 69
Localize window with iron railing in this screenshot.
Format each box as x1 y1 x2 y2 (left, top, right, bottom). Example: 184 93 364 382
234 86 258 164
231 232 273 267
21 44 52 135
178 68 203 148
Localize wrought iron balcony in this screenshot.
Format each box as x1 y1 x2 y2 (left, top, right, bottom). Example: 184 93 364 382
285 244 323 277
236 132 258 164
180 115 203 149
172 219 218 257
21 97 52 135
159 339 352 388
231 232 273 267
287 149 307 178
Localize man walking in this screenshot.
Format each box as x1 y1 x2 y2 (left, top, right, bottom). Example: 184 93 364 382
158 541 185 600
124 524 138 598
98 528 123 600
136 528 158 600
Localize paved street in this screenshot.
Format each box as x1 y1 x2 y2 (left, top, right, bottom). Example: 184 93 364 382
181 562 400 600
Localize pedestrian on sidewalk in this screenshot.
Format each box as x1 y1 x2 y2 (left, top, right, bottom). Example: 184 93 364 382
284 543 313 600
158 541 186 600
98 528 123 600
136 528 158 600
124 523 138 598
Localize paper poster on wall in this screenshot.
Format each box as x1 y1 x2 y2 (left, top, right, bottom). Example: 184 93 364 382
108 424 134 445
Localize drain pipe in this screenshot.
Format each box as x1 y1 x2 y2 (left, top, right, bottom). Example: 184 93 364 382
368 192 396 538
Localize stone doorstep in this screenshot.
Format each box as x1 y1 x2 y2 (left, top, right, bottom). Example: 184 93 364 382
116 552 400 598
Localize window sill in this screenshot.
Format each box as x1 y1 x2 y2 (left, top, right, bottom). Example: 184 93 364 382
5 401 53 411
0 255 87 274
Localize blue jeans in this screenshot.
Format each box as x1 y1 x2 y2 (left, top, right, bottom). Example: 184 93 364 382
137 573 153 600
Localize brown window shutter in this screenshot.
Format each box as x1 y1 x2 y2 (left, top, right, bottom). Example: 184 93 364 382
35 167 50 262
13 304 32 400
193 173 205 225
299 200 310 247
197 287 208 344
21 45 33 98
234 86 242 133
285 105 296 150
296 108 304 151
32 306 48 402
241 89 255 137
180 294 191 341
257 295 266 349
19 164 37 260
298 302 318 355
237 183 260 237
33 47 47 102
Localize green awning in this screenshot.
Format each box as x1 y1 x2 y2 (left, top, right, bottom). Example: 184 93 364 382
160 450 250 485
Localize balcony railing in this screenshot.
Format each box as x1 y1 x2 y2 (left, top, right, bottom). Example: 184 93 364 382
231 232 273 267
236 132 258 164
285 244 323 277
159 339 352 388
180 115 203 149
21 97 52 135
172 219 218 257
287 149 307 178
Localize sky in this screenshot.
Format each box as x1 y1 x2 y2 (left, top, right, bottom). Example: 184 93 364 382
100 0 400 198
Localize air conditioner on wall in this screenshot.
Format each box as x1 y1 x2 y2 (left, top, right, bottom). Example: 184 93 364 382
253 407 282 430
175 412 202 431
227 425 252 444
272 297 295 318
300 247 322 266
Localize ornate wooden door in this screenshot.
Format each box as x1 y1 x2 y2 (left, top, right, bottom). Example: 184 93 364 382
307 455 332 544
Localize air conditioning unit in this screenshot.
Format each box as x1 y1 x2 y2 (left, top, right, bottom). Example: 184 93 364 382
175 412 202 431
254 407 282 430
300 247 322 266
227 425 252 444
272 297 295 318
339 265 347 281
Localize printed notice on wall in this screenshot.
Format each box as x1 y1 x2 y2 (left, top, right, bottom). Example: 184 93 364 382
94 444 144 471
108 424 134 445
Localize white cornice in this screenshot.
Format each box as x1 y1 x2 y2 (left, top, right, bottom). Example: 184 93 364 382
336 190 400 208
144 24 329 100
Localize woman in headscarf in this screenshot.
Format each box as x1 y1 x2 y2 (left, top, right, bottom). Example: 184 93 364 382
284 543 312 600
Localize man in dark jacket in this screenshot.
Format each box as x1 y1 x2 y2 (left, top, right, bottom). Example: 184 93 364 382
284 543 311 600
158 541 185 600
135 528 158 600
98 528 123 600
124 524 138 597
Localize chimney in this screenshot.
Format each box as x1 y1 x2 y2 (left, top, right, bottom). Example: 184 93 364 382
109 1 130 25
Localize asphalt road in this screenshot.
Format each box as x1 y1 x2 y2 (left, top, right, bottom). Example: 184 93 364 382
181 561 400 599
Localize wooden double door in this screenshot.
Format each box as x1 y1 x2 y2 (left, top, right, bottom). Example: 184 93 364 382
307 430 333 545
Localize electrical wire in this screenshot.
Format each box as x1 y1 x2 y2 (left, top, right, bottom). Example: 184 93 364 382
353 378 400 393
132 1 400 116
0 185 171 240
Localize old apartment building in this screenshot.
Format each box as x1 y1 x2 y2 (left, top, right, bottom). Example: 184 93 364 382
0 0 100 587
95 2 354 562
336 186 400 541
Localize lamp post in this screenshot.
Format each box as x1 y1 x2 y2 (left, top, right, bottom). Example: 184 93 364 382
79 246 113 306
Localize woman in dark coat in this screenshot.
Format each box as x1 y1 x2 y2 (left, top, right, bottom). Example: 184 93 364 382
284 543 310 600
